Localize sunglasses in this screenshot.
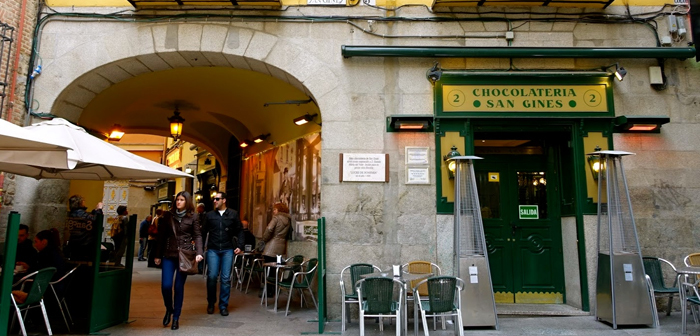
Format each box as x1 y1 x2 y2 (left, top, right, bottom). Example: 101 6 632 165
213 197 223 201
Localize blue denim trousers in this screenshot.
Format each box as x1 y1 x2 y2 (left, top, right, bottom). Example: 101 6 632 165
138 238 146 260
206 248 234 309
161 257 189 318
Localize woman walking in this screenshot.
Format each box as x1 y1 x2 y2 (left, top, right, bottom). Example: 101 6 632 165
154 191 204 330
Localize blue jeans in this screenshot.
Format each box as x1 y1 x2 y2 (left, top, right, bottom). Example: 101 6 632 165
206 249 233 309
161 257 189 318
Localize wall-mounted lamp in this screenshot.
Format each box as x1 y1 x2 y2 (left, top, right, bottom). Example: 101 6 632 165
614 63 627 82
587 146 603 181
614 115 670 133
253 134 270 143
194 190 203 202
107 124 125 141
240 140 253 148
443 146 461 179
204 157 212 165
168 107 185 140
426 62 442 84
386 115 434 132
293 113 319 126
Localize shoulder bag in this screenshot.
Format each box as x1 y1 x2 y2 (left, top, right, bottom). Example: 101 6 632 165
171 217 199 275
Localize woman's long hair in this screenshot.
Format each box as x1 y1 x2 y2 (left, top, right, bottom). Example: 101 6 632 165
171 191 195 214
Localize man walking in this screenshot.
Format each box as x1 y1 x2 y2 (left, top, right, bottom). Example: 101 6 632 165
202 192 245 316
137 215 152 261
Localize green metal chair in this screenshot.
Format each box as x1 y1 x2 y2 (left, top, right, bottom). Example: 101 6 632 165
48 265 80 332
642 257 678 318
244 257 265 294
11 267 57 336
679 272 700 334
355 276 404 336
340 263 381 332
277 258 318 316
262 255 305 305
413 276 464 336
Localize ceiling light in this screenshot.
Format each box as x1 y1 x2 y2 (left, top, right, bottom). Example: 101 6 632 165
293 113 318 126
107 124 125 141
253 134 270 143
168 107 185 140
240 140 253 148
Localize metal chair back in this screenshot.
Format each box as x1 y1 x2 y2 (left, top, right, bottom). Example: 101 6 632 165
403 261 440 295
50 264 81 331
426 276 458 313
11 267 57 336
349 263 378 297
358 277 395 314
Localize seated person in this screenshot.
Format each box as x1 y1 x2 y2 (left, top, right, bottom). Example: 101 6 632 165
15 224 37 268
17 229 66 282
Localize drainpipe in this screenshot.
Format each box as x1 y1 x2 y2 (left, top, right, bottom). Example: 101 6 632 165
5 0 28 122
341 45 697 59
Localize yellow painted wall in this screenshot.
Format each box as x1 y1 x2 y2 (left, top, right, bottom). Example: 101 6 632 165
68 180 105 210
47 0 670 7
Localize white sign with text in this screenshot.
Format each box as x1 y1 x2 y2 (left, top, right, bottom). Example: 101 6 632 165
341 153 387 182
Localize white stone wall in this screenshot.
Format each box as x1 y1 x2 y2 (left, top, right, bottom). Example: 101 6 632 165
26 5 700 317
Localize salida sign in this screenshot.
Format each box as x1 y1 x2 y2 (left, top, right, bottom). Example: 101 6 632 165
442 85 608 113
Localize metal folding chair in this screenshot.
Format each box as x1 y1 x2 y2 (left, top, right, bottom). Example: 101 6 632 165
356 276 404 336
11 267 57 336
340 263 381 332
49 265 80 332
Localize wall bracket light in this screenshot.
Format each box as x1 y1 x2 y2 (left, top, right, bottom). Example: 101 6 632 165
293 113 319 126
107 124 125 141
387 115 434 132
587 146 603 182
613 63 627 81
614 115 670 133
168 108 185 140
443 146 461 179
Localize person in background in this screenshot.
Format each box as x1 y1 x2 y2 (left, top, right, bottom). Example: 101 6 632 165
110 205 128 265
15 224 37 267
196 203 206 275
201 192 244 317
147 209 162 268
138 215 152 261
25 229 66 281
241 219 256 251
66 195 103 261
260 203 292 298
155 191 203 330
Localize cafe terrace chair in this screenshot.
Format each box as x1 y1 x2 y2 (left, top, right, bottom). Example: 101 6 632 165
244 257 265 294
11 267 57 336
48 265 81 332
402 261 442 328
679 272 700 334
642 257 678 318
277 258 319 316
355 276 404 336
340 263 382 332
413 276 465 336
262 255 305 305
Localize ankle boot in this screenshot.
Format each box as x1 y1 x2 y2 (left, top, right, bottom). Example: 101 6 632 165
163 310 172 326
171 318 179 330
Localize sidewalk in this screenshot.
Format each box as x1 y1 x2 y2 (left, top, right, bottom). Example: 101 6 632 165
59 261 698 336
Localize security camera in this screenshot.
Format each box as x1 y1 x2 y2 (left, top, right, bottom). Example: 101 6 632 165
426 62 442 84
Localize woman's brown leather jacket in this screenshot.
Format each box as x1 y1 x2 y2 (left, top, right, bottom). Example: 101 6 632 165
156 211 204 259
262 213 291 257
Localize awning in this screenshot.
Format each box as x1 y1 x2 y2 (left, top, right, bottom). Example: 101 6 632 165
432 0 613 8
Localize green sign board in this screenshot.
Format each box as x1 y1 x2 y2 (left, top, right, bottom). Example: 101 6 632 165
519 205 539 219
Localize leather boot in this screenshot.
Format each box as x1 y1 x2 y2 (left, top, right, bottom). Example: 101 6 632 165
163 310 172 326
171 318 179 330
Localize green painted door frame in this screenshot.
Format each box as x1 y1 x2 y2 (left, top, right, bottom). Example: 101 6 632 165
433 72 619 312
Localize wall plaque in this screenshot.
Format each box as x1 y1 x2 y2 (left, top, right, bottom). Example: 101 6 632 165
339 153 389 182
405 146 429 165
406 167 430 184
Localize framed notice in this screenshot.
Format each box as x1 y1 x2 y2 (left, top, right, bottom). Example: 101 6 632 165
339 153 389 182
406 167 430 184
405 147 429 165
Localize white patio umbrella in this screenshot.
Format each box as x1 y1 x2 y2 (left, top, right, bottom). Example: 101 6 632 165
0 118 70 169
0 118 192 180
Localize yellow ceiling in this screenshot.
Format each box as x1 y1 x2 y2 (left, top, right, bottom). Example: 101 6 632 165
79 67 321 166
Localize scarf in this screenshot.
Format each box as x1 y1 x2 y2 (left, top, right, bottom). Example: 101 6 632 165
175 209 186 222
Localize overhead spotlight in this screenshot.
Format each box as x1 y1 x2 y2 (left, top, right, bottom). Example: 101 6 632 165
107 124 125 141
293 113 318 126
253 134 270 143
614 63 627 82
240 140 253 148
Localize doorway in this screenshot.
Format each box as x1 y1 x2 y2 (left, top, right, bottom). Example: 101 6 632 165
473 134 566 304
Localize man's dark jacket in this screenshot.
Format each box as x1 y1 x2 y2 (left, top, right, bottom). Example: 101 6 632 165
202 208 245 251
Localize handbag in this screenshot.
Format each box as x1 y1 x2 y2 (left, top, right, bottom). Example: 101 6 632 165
171 217 199 275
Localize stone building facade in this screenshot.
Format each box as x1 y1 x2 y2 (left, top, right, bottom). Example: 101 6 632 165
4 0 700 319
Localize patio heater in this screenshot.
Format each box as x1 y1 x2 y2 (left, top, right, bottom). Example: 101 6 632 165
449 156 498 329
591 150 654 329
